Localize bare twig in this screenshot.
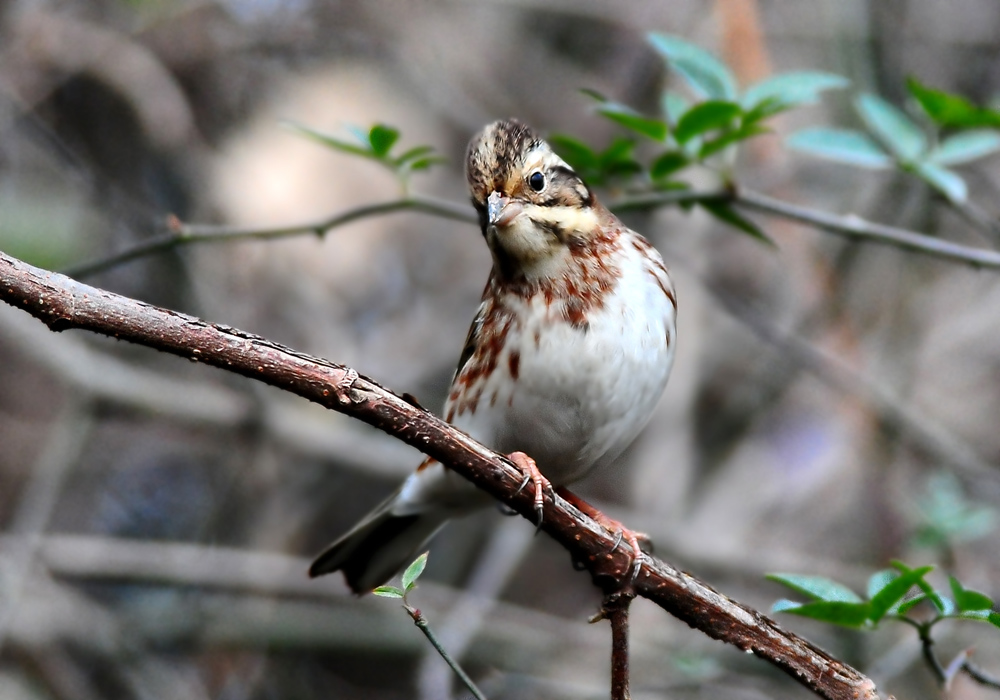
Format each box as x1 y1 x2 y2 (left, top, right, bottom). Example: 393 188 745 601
404 604 489 700
62 196 476 278
592 590 636 700
62 184 1000 280
417 520 534 700
731 187 1000 269
0 251 887 700
913 620 1000 691
0 396 94 655
963 658 1000 691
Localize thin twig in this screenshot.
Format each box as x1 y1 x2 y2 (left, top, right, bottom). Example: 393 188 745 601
62 196 476 278
915 623 948 685
0 396 94 655
963 658 1000 690
0 250 888 700
63 184 1000 279
592 590 635 700
731 187 1000 269
914 619 1000 691
405 605 488 700
949 198 1000 244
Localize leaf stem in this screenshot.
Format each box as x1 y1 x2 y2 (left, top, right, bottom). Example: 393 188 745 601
404 605 488 700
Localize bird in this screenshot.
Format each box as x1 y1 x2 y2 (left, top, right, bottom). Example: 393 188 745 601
309 119 677 593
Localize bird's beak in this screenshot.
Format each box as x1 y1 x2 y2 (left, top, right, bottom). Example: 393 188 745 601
487 190 523 227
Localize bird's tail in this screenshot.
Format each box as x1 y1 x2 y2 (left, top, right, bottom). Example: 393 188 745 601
309 491 449 594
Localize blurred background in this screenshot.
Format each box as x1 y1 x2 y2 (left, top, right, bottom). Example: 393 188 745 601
1 0 999 698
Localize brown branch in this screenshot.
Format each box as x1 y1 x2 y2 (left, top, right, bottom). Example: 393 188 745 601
62 196 476 278
63 184 1000 281
0 250 886 700
592 590 635 700
916 621 1000 691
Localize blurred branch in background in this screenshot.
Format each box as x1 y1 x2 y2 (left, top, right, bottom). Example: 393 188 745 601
63 185 1000 281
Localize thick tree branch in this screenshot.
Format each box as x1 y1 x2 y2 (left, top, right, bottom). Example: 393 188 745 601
0 250 885 700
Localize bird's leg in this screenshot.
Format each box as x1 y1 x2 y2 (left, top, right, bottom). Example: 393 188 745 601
506 451 551 525
555 487 650 581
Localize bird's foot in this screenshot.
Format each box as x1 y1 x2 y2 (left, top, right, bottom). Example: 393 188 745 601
507 451 551 526
555 487 650 582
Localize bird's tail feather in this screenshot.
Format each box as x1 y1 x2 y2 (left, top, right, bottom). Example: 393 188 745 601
309 495 448 594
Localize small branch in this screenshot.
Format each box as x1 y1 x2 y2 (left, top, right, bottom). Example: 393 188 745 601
949 198 1000 244
62 183 1000 279
963 658 1000 691
405 605 488 700
0 251 887 700
917 621 1000 691
592 590 636 700
732 187 1000 269
62 196 476 278
916 624 948 685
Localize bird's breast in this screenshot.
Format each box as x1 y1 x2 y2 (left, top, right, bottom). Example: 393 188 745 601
448 235 676 485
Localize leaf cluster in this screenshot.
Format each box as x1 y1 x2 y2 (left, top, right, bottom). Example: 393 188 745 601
284 122 445 190
372 551 428 600
769 561 1000 631
548 34 850 244
789 81 1000 203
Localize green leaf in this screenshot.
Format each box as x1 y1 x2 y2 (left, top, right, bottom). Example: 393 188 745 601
372 586 404 598
767 573 863 603
396 145 435 165
905 562 954 615
283 121 376 159
787 128 893 169
742 71 850 110
741 96 788 127
928 130 1000 166
700 201 774 246
405 155 447 172
662 91 690 128
597 103 669 140
650 151 689 179
648 33 737 100
914 472 997 547
961 611 1000 629
368 124 400 157
699 124 769 159
949 576 994 612
915 162 968 202
548 135 599 173
870 565 935 623
580 87 610 103
674 101 743 144
780 600 872 628
772 599 803 613
907 78 1000 128
854 94 927 161
896 593 931 616
597 137 643 177
867 570 897 600
402 551 429 591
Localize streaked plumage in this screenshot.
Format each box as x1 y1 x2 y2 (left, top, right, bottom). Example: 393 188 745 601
310 119 677 593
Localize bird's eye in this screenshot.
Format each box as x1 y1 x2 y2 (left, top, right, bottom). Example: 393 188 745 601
528 171 545 192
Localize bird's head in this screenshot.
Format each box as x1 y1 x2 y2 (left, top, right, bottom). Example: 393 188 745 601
466 119 601 280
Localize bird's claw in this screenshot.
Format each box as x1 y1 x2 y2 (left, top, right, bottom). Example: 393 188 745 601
507 451 551 528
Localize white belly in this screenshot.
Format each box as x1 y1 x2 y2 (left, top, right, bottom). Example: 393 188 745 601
452 242 676 485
